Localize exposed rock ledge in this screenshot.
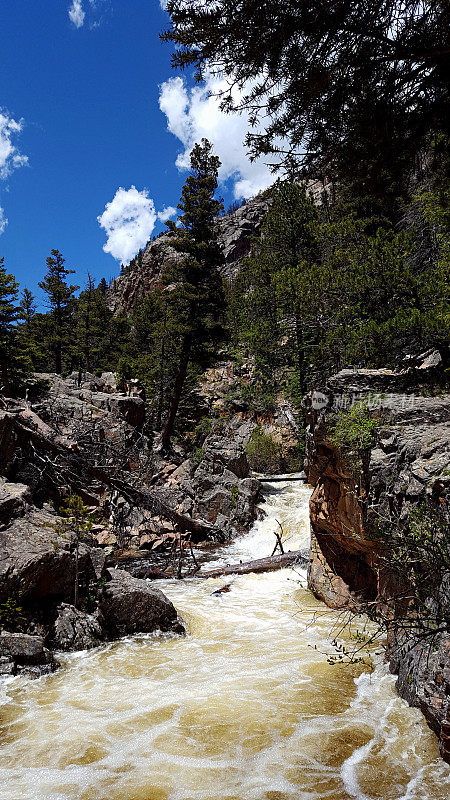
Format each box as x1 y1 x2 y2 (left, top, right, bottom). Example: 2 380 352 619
305 362 450 762
107 194 271 314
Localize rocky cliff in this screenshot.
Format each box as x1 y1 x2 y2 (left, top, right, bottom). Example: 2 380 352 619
107 194 271 313
305 355 450 762
0 370 264 674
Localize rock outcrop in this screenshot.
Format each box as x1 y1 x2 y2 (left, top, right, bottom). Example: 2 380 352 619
157 432 261 542
0 374 189 673
305 360 450 761
108 194 271 314
99 569 184 637
0 632 57 677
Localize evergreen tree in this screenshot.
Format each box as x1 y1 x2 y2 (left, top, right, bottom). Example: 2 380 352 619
39 250 79 374
161 138 225 449
20 287 37 329
0 258 20 396
232 180 450 398
18 287 40 370
163 1 450 206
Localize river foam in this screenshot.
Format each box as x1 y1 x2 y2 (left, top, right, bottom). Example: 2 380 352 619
0 478 448 800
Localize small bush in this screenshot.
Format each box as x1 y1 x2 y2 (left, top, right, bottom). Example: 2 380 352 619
240 381 277 415
245 426 282 473
329 402 380 468
193 446 205 465
0 595 25 631
193 417 213 445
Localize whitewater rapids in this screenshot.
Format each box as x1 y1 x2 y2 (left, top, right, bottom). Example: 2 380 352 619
0 479 449 800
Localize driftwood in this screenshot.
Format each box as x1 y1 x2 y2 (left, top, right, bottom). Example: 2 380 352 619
199 549 309 578
4 409 215 540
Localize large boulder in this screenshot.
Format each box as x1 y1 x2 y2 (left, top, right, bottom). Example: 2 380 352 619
0 478 31 524
202 435 249 478
53 604 104 651
0 631 57 677
0 509 95 603
99 569 184 637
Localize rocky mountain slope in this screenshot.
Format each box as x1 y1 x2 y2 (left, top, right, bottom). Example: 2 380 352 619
0 370 263 675
305 354 450 762
107 194 271 313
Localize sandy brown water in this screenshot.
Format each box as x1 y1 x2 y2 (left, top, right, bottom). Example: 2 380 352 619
1 480 449 800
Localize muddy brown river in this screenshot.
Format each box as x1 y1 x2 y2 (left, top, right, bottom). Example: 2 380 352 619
1 479 449 800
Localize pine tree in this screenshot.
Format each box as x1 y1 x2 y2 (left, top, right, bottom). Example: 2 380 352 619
0 258 20 396
18 287 41 370
163 1 450 207
161 138 225 449
76 273 96 373
230 182 320 406
39 250 79 374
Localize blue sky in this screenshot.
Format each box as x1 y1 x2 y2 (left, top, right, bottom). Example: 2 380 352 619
0 1 275 306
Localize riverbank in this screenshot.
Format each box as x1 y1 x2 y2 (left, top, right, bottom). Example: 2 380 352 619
1 477 449 800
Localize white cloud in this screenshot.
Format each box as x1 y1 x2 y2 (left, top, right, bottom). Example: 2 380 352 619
68 0 86 28
157 205 177 223
0 110 28 235
0 206 7 235
98 186 160 264
0 111 28 180
159 73 280 199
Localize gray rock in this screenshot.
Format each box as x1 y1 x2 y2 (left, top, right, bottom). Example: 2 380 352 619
99 371 117 392
0 479 31 524
0 632 53 666
89 547 108 581
107 194 271 314
0 655 15 675
202 435 249 478
0 508 92 604
99 569 184 637
17 664 57 678
53 604 104 651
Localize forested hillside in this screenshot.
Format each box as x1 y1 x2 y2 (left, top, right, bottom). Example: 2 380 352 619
1 0 450 774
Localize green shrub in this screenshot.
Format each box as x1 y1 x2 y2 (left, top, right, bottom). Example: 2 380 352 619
245 426 282 473
193 417 213 445
193 446 205 465
0 595 24 631
329 402 380 468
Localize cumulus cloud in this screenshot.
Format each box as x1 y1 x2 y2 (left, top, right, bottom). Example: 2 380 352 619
157 205 177 223
0 110 28 235
0 111 28 180
68 0 85 28
98 186 161 264
0 206 7 235
159 73 280 199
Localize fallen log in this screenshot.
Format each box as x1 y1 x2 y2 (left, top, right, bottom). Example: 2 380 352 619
199 549 309 578
3 409 217 540
261 473 306 483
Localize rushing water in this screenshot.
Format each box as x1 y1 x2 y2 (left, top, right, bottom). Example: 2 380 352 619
1 479 449 800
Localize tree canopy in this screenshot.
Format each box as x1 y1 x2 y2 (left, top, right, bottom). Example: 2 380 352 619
161 138 225 448
163 1 450 203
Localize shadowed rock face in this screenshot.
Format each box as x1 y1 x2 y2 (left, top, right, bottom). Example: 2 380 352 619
99 569 184 637
107 194 271 314
0 632 57 677
0 373 186 672
305 364 450 762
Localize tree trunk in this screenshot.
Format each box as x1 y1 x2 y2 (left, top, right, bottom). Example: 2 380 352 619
155 321 167 430
1 359 10 397
196 549 309 578
161 333 192 450
74 538 79 608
